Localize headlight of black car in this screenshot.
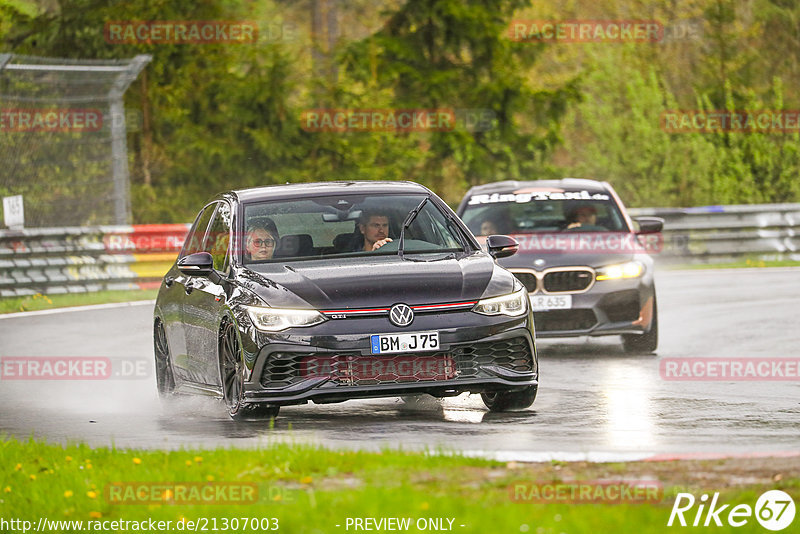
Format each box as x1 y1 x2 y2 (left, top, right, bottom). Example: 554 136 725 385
244 306 327 332
472 288 528 317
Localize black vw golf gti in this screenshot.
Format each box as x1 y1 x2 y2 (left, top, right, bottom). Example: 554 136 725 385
154 181 537 419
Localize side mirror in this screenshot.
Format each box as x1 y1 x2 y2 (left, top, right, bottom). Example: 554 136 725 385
486 235 519 259
178 252 214 277
633 217 664 234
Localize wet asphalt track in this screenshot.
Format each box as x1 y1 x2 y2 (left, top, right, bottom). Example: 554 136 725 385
0 267 798 460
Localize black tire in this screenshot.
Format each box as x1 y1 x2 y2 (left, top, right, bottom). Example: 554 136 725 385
154 319 175 398
622 297 658 354
220 320 246 419
481 385 538 412
219 320 280 420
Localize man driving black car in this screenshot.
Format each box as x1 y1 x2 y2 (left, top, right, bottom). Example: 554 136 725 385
357 209 393 251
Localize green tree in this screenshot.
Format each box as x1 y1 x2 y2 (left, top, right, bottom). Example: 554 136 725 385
337 0 578 203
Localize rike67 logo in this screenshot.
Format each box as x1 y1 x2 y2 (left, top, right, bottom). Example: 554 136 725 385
668 490 795 531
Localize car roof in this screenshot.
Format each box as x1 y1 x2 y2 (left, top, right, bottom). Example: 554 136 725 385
464 178 610 196
227 181 431 203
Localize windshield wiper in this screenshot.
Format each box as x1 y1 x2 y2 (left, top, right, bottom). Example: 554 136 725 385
397 196 430 261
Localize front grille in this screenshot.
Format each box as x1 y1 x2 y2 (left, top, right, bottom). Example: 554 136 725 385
534 309 597 332
260 337 534 388
600 290 641 322
542 269 593 293
512 272 538 292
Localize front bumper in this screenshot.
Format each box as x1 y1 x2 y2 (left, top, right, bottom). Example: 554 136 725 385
242 318 537 406
526 278 656 338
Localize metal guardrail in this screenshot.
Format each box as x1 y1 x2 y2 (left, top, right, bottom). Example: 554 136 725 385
628 203 800 263
0 203 798 297
0 224 189 297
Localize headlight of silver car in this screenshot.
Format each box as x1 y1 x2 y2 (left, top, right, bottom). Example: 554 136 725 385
244 306 326 332
472 288 528 317
595 260 645 281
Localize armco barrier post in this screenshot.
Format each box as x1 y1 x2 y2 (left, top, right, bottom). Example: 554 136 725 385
108 55 151 225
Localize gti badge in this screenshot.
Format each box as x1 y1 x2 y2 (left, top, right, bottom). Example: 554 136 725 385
389 303 414 327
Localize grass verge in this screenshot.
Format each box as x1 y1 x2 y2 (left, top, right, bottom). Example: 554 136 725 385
1 438 797 533
0 290 158 314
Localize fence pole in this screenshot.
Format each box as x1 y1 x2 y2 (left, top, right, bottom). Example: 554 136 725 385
109 55 151 225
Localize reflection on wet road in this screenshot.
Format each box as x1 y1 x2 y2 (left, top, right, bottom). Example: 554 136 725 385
1 268 798 459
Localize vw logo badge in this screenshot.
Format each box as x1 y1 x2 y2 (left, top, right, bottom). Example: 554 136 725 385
534 259 545 267
389 303 414 327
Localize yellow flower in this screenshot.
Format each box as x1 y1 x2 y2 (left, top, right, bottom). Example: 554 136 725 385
85 464 93 470
205 475 215 482
65 456 73 462
89 512 101 519
163 489 174 501
300 476 313 484
29 474 36 481
132 458 142 465
420 502 430 510
14 463 22 471
3 486 10 493
64 490 73 498
87 491 97 499
272 494 283 502
193 456 203 463
185 460 192 467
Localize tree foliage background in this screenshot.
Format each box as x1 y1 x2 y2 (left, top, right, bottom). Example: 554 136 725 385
1 0 799 223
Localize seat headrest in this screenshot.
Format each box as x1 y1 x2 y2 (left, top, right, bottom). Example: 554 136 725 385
277 234 313 257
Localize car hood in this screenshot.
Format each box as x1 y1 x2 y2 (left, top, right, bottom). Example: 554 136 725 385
236 252 516 309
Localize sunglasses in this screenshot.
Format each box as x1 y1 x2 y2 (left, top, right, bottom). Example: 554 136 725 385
250 238 276 248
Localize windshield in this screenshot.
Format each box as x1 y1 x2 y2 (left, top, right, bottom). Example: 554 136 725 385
241 193 467 264
461 189 628 235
